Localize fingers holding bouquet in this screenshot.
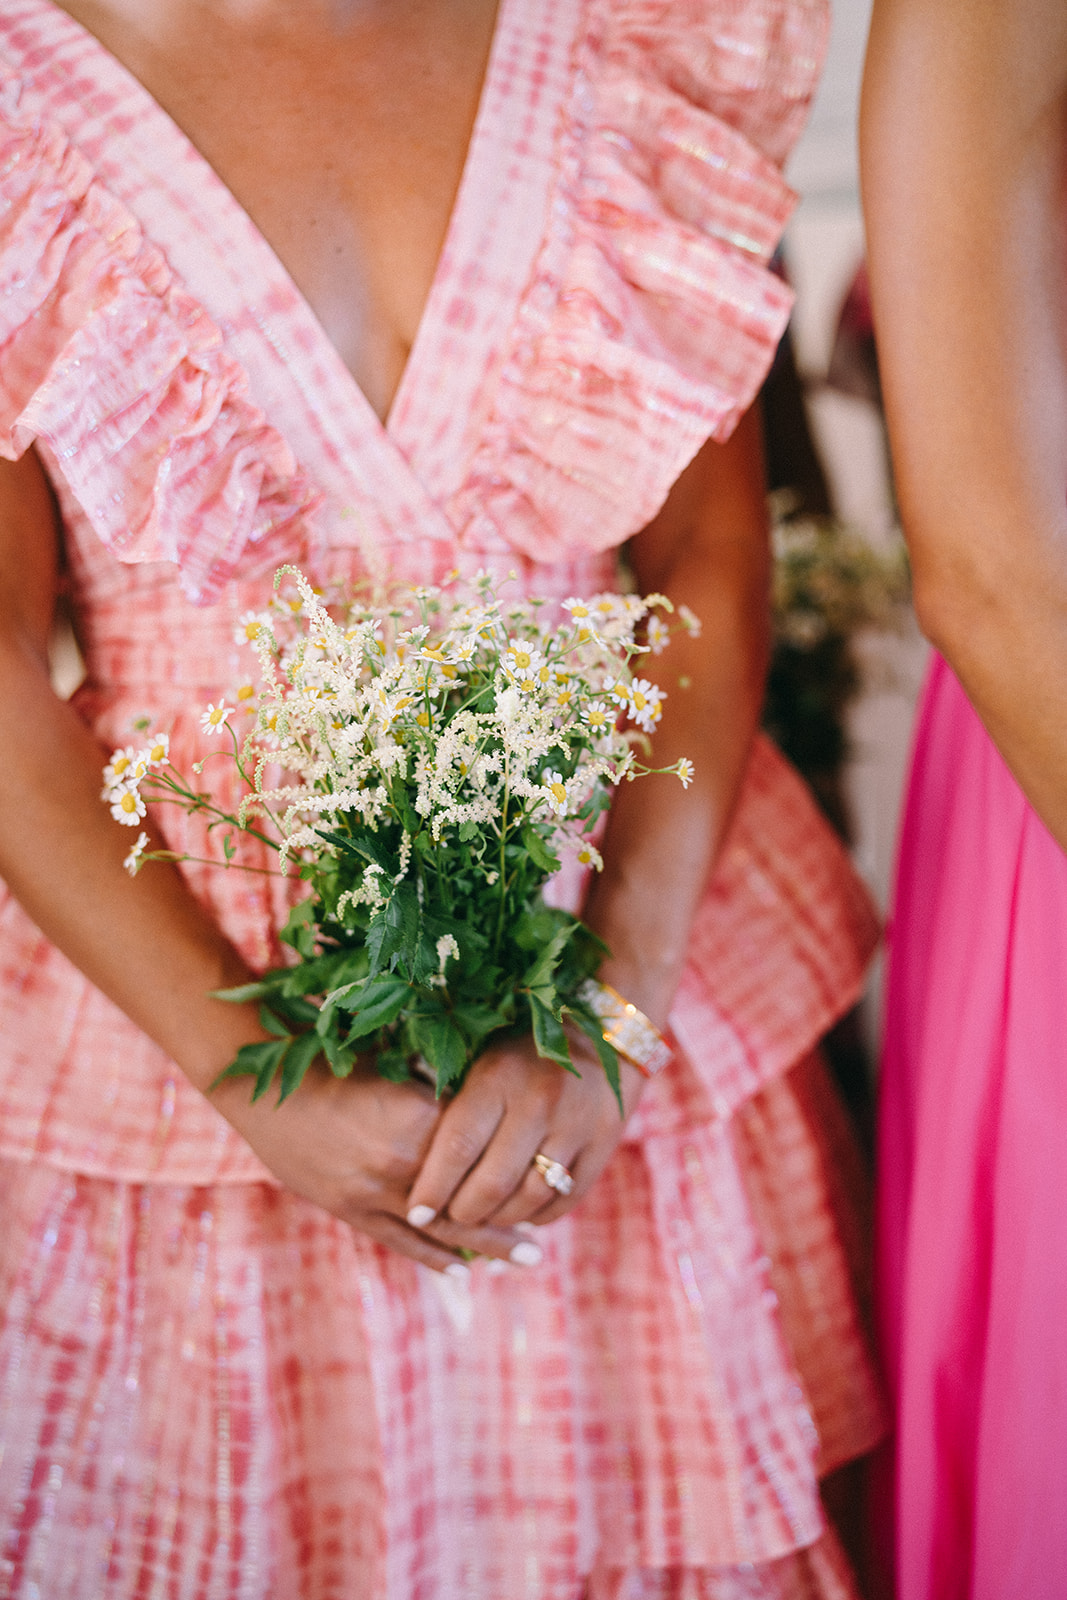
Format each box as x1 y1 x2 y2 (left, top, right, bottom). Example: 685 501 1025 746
404 1032 648 1243
211 1054 538 1272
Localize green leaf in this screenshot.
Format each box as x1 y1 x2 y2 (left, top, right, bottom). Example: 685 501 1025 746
345 973 413 1039
316 827 394 873
521 824 561 876
321 1031 358 1079
408 1012 469 1091
523 922 576 993
366 882 419 977
569 1004 623 1113
279 896 318 957
529 993 576 1072
277 1030 322 1103
212 979 273 1004
259 1003 293 1039
376 1044 413 1083
211 1038 286 1093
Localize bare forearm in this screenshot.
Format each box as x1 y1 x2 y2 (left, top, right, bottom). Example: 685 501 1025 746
583 414 770 1026
0 638 267 1091
862 0 1067 846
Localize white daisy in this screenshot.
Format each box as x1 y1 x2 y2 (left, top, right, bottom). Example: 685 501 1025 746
110 783 147 826
123 830 150 875
626 679 665 733
200 702 232 737
542 769 570 816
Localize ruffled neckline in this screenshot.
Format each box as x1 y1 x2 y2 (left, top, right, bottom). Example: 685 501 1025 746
0 0 827 600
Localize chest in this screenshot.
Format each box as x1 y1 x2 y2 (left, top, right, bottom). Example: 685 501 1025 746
52 0 499 419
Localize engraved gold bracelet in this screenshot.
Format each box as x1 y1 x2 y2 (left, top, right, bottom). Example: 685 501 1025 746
576 978 673 1078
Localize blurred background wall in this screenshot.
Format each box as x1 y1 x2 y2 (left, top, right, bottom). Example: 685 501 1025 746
781 0 927 1060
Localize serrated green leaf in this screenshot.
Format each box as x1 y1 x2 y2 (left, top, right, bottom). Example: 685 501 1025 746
407 1013 469 1091
210 1038 286 1092
279 896 317 956
529 993 576 1072
523 921 576 993
521 825 561 876
277 1030 322 1103
321 1032 358 1079
316 827 395 874
366 882 419 977
259 1003 293 1039
569 1004 623 1113
345 973 413 1039
240 1039 290 1101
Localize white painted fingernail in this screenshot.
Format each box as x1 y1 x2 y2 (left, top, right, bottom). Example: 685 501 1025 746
407 1204 437 1228
510 1241 543 1268
516 1221 540 1237
444 1261 471 1280
486 1258 511 1276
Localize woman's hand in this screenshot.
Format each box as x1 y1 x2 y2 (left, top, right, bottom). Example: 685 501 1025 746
211 1057 538 1272
403 1034 646 1238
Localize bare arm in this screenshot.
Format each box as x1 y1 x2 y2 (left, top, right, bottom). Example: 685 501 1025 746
406 408 771 1229
0 450 527 1271
861 0 1067 847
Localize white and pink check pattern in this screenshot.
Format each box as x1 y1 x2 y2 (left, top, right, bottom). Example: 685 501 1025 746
0 0 883 1594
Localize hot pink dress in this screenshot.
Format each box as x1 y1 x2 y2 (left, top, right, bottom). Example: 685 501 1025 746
878 656 1067 1600
0 2 883 1595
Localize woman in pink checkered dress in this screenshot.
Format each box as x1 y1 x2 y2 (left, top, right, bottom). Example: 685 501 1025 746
0 1 883 1595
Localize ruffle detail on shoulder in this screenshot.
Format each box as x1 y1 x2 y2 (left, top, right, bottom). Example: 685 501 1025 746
0 78 318 604
448 0 828 565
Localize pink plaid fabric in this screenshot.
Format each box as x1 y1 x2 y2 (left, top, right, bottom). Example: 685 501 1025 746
0 1 884 1594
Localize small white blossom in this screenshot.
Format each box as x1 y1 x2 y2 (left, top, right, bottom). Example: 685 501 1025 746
235 610 272 648
646 615 670 655
626 678 665 733
123 830 150 874
542 769 570 816
110 783 146 826
102 746 145 796
141 732 170 768
676 758 694 789
200 702 232 737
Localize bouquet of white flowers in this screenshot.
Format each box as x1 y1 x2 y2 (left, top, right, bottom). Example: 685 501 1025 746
105 568 695 1105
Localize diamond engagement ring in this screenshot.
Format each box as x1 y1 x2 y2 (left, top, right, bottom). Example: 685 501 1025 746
532 1151 574 1196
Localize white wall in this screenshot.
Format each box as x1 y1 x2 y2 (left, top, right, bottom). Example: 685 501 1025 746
784 0 928 1052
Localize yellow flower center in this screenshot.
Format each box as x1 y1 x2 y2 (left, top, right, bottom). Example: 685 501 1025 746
112 755 130 776
119 791 139 814
243 621 261 640
208 708 226 725
416 711 431 728
549 781 566 806
237 685 255 702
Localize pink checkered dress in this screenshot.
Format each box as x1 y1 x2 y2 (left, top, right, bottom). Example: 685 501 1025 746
0 1 884 1594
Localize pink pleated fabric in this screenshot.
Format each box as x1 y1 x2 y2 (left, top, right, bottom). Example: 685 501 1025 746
878 656 1067 1600
0 1 884 1594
